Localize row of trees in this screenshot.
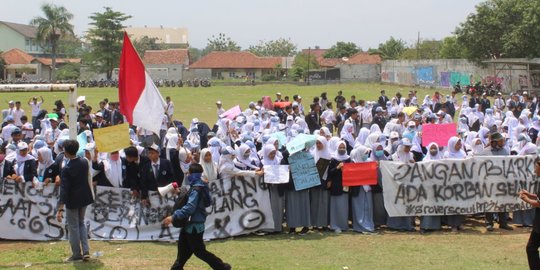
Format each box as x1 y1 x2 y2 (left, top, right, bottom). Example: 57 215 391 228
28 0 540 81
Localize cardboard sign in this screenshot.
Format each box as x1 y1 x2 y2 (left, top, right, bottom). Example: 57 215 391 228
288 151 321 191
220 105 242 120
263 165 290 184
421 123 456 147
342 162 378 186
93 123 131 153
286 134 317 155
402 106 418 116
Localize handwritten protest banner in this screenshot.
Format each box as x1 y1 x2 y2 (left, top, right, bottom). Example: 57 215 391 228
288 151 321 191
0 176 274 241
219 105 242 120
421 123 456 147
286 134 317 155
342 162 378 186
263 165 290 184
380 156 538 217
93 123 131 153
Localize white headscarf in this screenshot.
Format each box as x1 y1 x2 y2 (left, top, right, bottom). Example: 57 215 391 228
234 144 258 170
261 144 281 165
471 138 484 156
391 141 414 163
350 145 369 163
340 122 355 147
355 127 370 147
103 154 123 188
37 147 54 176
444 137 467 159
200 148 218 182
332 141 350 161
423 142 442 161
312 136 331 163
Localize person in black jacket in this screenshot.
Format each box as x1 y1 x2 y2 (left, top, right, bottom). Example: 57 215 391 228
55 140 94 262
140 144 176 205
0 146 15 180
378 90 389 109
7 142 37 184
305 103 322 134
519 158 540 270
124 146 149 198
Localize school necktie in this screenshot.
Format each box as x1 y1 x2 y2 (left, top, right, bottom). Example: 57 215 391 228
153 164 159 180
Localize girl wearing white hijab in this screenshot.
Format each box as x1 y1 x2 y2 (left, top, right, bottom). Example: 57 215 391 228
218 146 262 180
340 122 355 152
234 144 259 170
469 138 485 156
310 136 332 230
199 148 218 183
354 127 370 147
369 143 389 228
349 145 375 233
442 136 466 232
37 147 54 185
419 143 442 233
387 139 415 231
261 144 285 233
328 141 351 233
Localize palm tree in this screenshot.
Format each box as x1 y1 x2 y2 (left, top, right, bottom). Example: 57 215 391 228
30 3 74 82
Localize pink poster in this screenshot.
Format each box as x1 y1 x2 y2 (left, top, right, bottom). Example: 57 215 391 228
422 123 457 147
220 105 242 120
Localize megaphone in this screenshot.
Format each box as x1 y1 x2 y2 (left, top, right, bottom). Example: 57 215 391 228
158 182 179 197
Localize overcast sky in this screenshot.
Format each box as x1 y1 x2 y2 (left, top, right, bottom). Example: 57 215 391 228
1 0 485 50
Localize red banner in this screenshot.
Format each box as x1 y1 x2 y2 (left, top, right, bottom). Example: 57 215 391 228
274 102 291 109
342 162 378 186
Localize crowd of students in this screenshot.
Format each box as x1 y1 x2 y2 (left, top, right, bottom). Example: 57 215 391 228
1 88 539 235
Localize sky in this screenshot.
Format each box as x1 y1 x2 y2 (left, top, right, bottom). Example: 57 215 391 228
1 0 486 50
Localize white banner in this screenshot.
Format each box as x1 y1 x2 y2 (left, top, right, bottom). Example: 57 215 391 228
380 156 539 217
0 176 274 241
263 165 290 184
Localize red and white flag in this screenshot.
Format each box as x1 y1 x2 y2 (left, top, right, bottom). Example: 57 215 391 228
119 32 166 136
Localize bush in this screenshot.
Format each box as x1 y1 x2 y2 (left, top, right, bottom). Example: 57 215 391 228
261 74 277 81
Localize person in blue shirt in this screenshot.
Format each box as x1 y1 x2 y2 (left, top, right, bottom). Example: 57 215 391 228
162 163 231 270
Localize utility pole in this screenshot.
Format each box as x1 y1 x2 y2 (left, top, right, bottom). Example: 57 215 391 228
416 31 420 59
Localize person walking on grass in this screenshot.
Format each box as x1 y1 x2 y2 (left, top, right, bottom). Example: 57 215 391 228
56 140 94 263
162 163 231 270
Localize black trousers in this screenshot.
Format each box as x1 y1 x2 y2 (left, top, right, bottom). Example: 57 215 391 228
171 229 228 270
527 231 540 270
485 212 508 226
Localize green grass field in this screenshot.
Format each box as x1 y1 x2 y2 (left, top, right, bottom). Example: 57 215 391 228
0 83 528 270
0 82 453 126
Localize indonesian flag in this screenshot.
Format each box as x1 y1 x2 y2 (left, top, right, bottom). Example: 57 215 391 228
119 32 166 136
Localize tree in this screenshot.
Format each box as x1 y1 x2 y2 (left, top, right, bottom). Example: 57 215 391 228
323 42 359 58
46 34 85 58
202 33 240 56
133 36 161 56
399 40 442 60
30 3 74 81
439 36 468 59
0 51 5 79
372 37 406 60
56 62 80 80
85 7 131 80
455 0 540 63
248 38 297 57
291 52 319 80
188 47 202 63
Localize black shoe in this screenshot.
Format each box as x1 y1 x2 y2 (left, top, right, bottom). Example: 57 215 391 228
299 227 309 235
486 225 494 232
289 228 296 234
64 256 83 263
83 253 91 261
500 224 514 231
223 263 232 270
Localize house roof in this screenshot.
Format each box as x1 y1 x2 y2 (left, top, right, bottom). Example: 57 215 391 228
143 49 189 65
301 49 327 59
190 51 281 69
1 48 34 65
34 58 81 66
346 52 382 65
0 21 37 38
1 48 79 66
